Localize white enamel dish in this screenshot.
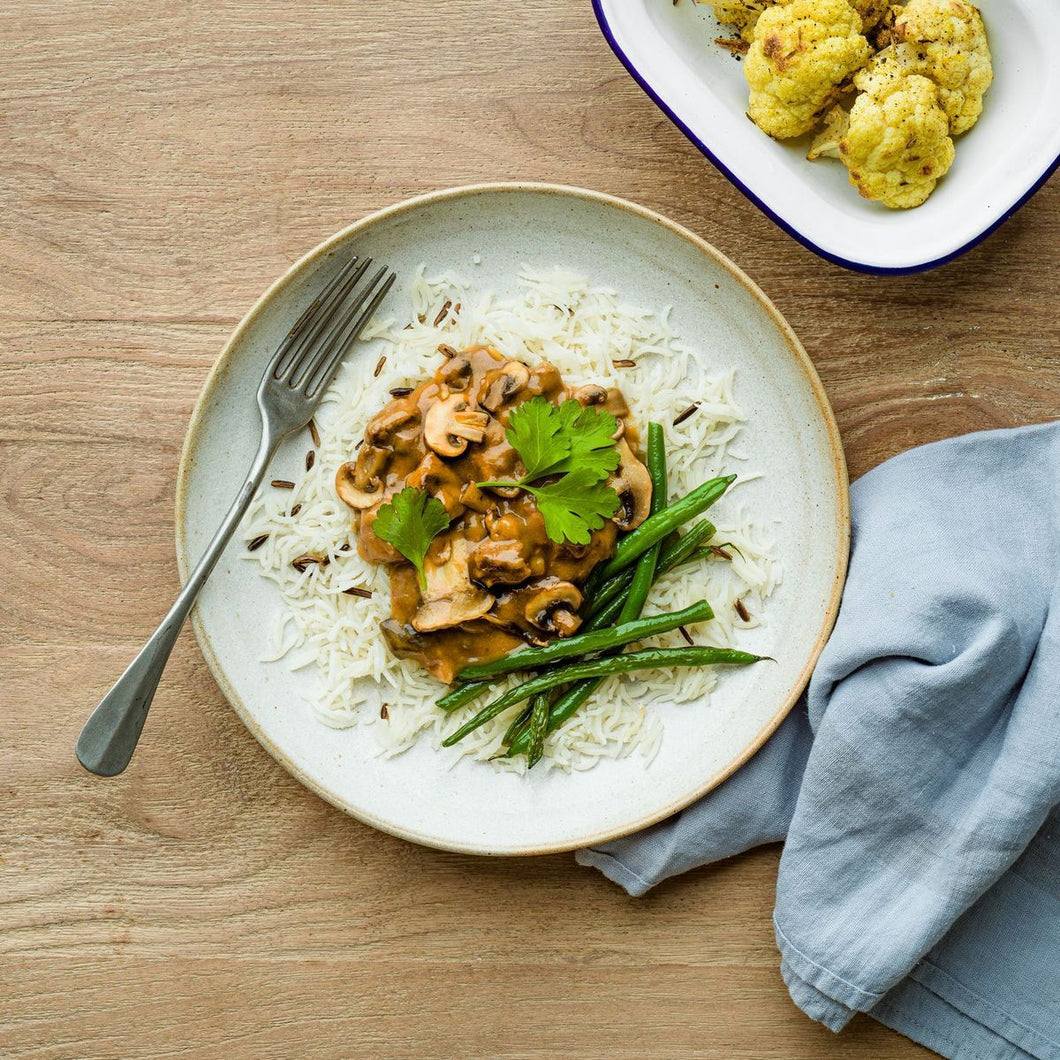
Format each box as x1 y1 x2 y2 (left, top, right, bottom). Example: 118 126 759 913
592 0 1060 274
176 183 849 855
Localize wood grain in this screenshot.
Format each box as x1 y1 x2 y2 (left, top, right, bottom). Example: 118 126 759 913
2 1 1056 1056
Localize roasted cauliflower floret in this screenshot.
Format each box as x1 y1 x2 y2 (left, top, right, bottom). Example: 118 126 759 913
837 71 955 208
853 0 891 32
745 0 872 140
700 0 888 41
890 0 992 134
806 104 850 160
700 0 774 43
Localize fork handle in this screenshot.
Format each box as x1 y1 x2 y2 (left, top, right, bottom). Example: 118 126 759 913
76 427 281 776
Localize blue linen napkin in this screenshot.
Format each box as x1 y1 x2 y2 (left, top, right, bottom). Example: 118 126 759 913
576 422 1060 1060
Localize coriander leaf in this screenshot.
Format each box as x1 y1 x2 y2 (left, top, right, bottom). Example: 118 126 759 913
525 469 621 545
503 396 575 481
545 401 621 481
505 397 620 483
372 487 450 590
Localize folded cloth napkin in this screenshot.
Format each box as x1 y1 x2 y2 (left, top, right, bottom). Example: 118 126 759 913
576 422 1060 1060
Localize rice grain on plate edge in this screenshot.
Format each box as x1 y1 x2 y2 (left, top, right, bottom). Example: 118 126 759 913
243 266 781 772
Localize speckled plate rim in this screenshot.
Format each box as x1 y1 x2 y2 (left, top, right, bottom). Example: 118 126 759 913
175 182 850 856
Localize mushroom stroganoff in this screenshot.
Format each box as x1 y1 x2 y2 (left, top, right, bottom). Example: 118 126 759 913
335 345 650 684
243 266 780 773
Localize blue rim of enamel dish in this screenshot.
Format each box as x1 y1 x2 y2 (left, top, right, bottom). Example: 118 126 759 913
591 0 1060 276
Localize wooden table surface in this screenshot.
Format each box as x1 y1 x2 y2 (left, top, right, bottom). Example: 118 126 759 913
3 2 1057 1057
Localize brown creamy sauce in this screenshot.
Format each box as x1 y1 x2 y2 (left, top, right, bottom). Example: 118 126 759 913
335 345 652 684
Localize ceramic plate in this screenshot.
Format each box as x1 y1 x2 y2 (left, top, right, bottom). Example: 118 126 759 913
593 0 1060 274
176 183 848 855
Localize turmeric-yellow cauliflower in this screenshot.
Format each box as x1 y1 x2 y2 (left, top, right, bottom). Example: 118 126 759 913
745 0 872 139
855 0 892 32
838 69 956 208
703 0 774 43
889 0 992 134
701 0 888 42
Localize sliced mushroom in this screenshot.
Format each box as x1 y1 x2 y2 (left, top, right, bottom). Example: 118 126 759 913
458 482 492 513
523 580 583 638
412 591 494 633
572 383 607 407
357 508 405 564
530 361 564 397
480 482 521 500
405 452 466 519
604 388 631 439
603 388 631 420
468 539 533 588
437 354 473 392
609 439 653 532
411 538 494 633
357 443 390 482
335 459 381 510
380 618 426 660
365 402 419 446
480 360 531 412
424 394 490 458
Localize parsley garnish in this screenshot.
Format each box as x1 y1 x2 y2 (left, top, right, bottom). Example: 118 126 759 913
478 397 622 545
372 487 451 590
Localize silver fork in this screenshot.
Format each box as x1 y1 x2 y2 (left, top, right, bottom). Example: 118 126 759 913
76 255 395 777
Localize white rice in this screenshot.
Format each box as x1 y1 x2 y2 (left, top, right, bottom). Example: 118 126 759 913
243 266 780 773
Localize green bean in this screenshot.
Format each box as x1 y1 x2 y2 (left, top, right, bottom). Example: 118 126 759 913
501 702 534 746
659 518 718 572
511 423 671 757
442 647 764 747
585 518 719 621
457 600 714 680
617 423 667 619
646 423 667 516
525 693 550 768
442 430 672 711
507 682 595 757
582 592 625 633
437 678 488 714
584 567 635 620
596 475 736 582
438 590 628 715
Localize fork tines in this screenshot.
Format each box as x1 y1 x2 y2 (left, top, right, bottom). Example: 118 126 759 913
270 255 396 398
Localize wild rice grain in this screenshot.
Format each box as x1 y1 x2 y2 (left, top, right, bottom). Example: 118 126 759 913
343 586 373 599
438 344 458 359
308 419 321 448
374 355 386 377
271 479 296 490
673 403 701 426
389 387 413 398
305 450 315 472
613 359 637 368
290 504 302 517
679 625 694 645
380 704 390 720
247 533 269 552
433 301 452 327
735 599 751 622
